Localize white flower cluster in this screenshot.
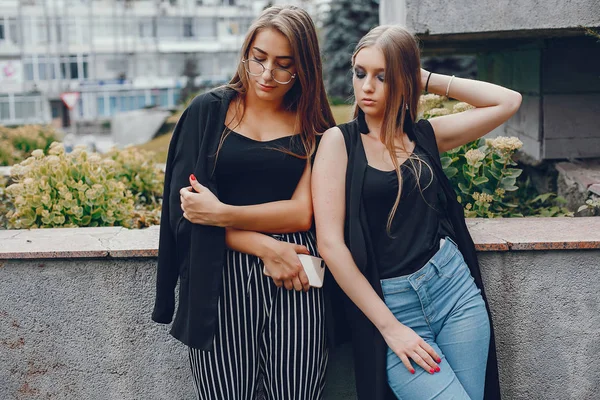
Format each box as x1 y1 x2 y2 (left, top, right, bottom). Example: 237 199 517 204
452 102 475 113
485 136 523 152
464 149 485 165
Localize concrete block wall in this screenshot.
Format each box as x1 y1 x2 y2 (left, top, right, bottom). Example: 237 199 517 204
401 0 599 35
1 219 600 399
477 37 600 160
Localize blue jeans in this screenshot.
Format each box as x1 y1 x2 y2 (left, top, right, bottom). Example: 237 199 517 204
381 238 490 400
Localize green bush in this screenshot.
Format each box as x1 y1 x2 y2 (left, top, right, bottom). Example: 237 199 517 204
440 137 571 217
419 94 572 218
105 146 164 206
0 125 59 166
3 143 163 229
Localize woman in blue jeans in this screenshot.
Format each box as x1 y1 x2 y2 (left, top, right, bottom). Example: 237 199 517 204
312 25 521 399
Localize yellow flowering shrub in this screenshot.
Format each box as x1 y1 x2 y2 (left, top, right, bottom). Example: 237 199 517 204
2 143 163 229
0 125 59 166
105 146 164 206
420 96 571 217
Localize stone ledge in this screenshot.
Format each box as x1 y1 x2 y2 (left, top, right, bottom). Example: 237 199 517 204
0 218 599 260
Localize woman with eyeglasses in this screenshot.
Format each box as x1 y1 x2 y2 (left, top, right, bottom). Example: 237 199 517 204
152 5 334 400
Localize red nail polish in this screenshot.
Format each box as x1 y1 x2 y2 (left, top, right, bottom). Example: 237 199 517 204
435 366 440 372
410 369 415 374
437 358 442 363
430 368 434 374
190 174 196 181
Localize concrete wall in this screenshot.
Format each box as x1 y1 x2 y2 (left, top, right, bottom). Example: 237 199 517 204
0 258 190 400
400 0 600 35
477 37 600 160
382 0 600 161
1 219 600 399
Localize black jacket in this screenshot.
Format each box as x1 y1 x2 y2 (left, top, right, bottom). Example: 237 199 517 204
337 112 501 400
152 87 237 350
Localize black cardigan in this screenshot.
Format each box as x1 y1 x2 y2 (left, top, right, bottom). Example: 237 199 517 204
152 87 237 350
337 113 501 400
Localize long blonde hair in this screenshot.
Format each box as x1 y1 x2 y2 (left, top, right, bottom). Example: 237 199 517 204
353 25 433 234
218 5 334 162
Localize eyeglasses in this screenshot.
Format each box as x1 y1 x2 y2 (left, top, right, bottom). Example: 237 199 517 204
242 59 296 85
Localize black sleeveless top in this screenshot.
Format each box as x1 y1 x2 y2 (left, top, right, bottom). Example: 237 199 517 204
362 142 455 279
214 129 306 206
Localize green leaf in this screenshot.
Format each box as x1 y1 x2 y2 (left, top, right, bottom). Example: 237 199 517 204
555 196 568 204
80 215 92 225
458 182 470 195
463 164 475 178
488 169 501 180
444 167 458 179
500 176 517 187
504 185 519 192
472 176 489 186
440 156 453 169
531 193 554 203
577 205 589 213
505 168 523 178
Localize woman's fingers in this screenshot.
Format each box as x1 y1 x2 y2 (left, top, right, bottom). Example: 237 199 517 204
298 270 310 291
272 278 283 288
398 354 415 374
409 351 434 374
420 340 442 364
283 279 294 291
291 276 304 292
415 347 440 372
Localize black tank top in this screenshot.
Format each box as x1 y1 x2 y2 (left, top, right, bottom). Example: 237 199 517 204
214 129 306 206
362 143 455 279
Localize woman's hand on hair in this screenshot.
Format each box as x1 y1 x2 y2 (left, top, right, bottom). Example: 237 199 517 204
180 174 231 227
381 320 442 375
260 239 311 292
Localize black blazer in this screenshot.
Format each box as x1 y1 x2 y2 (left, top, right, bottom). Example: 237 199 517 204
152 87 237 350
337 112 501 400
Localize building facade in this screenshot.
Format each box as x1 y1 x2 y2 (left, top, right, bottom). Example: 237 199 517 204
0 0 261 127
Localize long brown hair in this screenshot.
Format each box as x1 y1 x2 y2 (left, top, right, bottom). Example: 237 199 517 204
218 5 334 162
352 25 433 234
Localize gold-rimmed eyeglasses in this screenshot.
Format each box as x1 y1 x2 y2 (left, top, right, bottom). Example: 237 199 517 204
242 59 296 85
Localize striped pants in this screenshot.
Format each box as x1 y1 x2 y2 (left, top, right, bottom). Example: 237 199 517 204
189 231 328 400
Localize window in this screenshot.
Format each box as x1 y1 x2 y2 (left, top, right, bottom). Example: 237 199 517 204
55 17 63 44
0 99 10 121
196 18 216 38
183 17 194 38
36 17 48 44
24 62 35 81
15 97 39 120
70 61 78 80
8 18 19 45
157 17 180 39
138 17 156 38
0 22 5 40
51 103 61 118
97 96 106 117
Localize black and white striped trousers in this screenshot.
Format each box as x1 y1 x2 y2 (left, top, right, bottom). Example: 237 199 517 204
189 231 328 400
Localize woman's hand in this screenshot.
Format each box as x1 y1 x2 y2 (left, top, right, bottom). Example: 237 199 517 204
180 174 231 227
381 320 441 374
261 239 311 292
